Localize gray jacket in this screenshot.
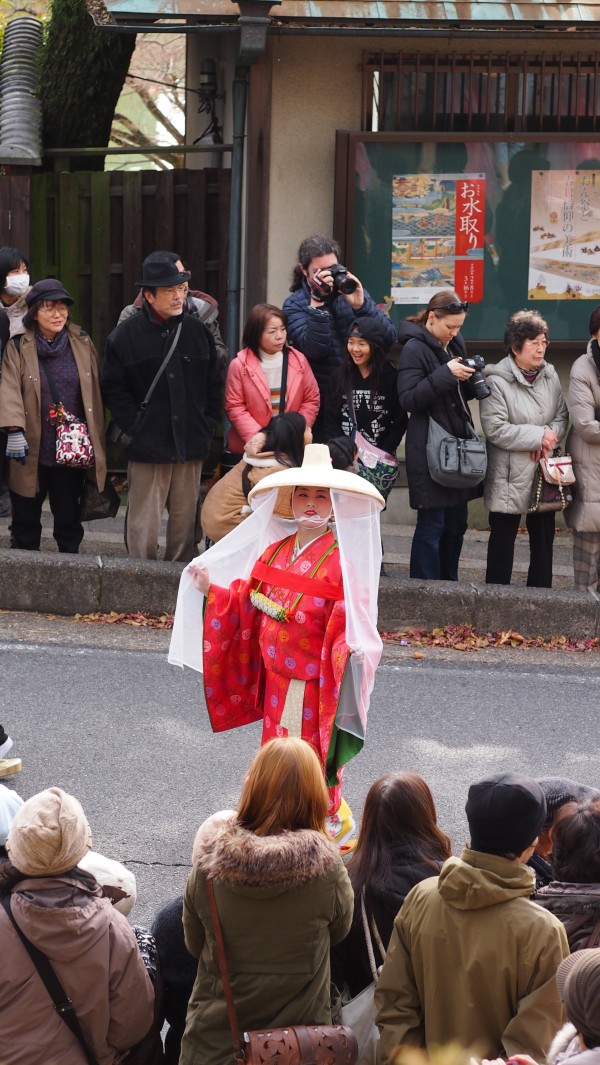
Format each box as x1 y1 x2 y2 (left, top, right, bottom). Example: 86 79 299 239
565 342 600 533
479 356 568 514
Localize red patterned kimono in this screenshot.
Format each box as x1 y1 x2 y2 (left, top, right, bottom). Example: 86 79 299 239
202 529 352 810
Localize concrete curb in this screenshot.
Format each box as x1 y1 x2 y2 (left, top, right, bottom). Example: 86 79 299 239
0 549 597 640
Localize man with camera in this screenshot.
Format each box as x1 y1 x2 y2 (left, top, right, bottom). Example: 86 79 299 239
102 251 221 563
283 235 396 441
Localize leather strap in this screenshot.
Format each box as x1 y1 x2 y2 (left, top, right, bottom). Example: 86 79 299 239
294 1025 316 1064
1 893 100 1065
279 349 288 414
206 878 245 1063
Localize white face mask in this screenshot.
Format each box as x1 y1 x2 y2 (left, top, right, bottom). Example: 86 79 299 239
4 274 29 297
295 512 332 529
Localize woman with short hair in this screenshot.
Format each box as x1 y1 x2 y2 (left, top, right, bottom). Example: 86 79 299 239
224 303 319 463
0 278 107 553
0 245 30 338
481 309 568 587
565 305 600 591
180 738 354 1065
331 772 451 998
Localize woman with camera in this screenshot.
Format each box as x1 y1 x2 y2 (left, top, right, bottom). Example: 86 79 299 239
397 290 482 581
480 310 568 588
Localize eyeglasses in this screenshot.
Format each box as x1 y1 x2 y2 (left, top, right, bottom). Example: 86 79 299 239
435 301 469 314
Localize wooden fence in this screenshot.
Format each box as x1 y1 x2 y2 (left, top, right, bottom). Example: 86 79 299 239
28 167 231 353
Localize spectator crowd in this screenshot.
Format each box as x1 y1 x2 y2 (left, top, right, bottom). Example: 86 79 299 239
2 751 600 1065
1 235 600 591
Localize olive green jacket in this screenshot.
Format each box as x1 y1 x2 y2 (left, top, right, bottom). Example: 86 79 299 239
376 848 569 1063
180 812 354 1065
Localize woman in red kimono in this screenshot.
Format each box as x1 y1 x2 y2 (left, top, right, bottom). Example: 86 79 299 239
170 444 384 845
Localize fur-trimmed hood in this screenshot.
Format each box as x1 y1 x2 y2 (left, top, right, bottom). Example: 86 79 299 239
191 811 340 891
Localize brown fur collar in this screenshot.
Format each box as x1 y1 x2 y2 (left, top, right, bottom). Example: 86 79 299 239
192 812 340 889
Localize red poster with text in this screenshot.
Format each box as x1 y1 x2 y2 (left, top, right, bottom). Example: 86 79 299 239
454 178 485 302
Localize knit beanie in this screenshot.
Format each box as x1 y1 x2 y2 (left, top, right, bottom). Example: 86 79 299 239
0 784 24 847
465 772 546 856
557 949 600 1045
6 786 92 875
536 777 600 827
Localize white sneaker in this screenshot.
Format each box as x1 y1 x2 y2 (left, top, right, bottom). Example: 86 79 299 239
0 735 13 759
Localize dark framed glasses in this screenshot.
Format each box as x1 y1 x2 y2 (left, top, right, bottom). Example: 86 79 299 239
436 300 469 314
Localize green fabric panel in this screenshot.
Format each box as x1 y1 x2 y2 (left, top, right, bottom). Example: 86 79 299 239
325 725 364 786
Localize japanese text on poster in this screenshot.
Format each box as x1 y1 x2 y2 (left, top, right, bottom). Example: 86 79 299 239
528 170 600 300
391 173 485 304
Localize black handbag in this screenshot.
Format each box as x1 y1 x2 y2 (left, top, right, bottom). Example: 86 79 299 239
80 476 121 521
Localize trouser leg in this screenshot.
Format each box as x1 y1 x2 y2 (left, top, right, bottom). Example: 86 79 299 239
164 459 203 563
126 461 170 560
46 465 85 553
572 530 600 591
439 502 468 581
486 511 521 584
410 506 446 579
525 510 555 588
9 466 48 550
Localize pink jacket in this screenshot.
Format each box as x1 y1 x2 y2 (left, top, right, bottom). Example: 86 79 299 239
225 345 319 453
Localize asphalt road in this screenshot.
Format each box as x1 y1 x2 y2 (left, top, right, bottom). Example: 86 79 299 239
2 614 599 929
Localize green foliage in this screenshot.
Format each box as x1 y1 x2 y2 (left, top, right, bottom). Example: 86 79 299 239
38 0 135 169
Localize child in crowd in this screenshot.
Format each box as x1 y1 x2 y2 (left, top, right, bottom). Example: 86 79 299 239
169 443 384 846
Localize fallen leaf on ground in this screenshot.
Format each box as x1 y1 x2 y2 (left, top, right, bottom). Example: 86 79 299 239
70 611 174 629
380 623 600 653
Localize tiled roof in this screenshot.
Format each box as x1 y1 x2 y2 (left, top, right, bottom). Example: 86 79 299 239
0 16 43 167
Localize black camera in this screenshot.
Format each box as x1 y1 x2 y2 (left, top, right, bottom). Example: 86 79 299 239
461 356 491 401
310 263 358 302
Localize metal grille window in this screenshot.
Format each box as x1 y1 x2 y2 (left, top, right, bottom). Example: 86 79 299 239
363 53 600 133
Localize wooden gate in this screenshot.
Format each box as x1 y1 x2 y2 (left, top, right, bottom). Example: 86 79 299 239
29 167 231 353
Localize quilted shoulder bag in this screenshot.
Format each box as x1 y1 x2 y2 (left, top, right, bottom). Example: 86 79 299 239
206 878 358 1065
40 359 95 468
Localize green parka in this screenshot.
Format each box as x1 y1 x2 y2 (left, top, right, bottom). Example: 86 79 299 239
375 848 569 1063
180 812 354 1065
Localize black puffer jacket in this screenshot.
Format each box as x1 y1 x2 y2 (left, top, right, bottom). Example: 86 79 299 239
397 320 483 509
102 300 221 464
330 843 443 998
325 360 407 455
535 881 600 952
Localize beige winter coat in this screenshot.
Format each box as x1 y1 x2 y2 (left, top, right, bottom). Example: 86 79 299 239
200 451 288 543
0 870 155 1065
480 356 568 514
375 848 569 1063
565 343 600 533
0 322 107 496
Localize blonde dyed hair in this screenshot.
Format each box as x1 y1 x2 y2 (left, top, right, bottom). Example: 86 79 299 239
237 738 328 836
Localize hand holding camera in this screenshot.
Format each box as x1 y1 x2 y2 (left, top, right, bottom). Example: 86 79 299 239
448 356 491 400
308 264 363 309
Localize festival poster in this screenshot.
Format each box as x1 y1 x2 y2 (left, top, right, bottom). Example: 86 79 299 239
528 170 600 299
391 173 485 304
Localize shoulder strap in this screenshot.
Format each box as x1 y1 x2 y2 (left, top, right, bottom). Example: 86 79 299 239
206 878 245 1063
39 358 60 406
360 889 385 981
141 320 182 411
345 387 357 433
279 349 289 414
586 914 600 949
1 893 100 1065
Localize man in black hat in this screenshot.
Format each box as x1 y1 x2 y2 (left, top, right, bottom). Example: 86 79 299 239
376 771 569 1063
102 252 221 562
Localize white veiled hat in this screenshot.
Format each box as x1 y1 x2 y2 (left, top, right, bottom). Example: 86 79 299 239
248 443 384 507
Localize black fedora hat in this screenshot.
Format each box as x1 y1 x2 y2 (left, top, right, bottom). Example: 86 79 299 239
136 252 191 288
